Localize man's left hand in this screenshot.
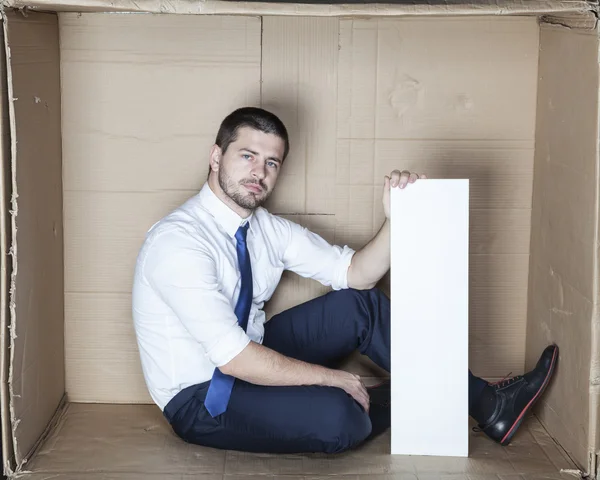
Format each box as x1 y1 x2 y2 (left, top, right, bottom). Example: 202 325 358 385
382 170 426 219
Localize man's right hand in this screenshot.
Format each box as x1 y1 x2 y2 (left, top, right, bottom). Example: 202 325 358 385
328 370 370 413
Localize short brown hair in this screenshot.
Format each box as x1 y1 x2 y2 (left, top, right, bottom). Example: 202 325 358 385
215 107 290 161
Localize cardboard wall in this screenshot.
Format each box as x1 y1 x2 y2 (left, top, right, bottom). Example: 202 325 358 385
60 13 540 403
60 13 262 403
0 13 14 473
4 11 65 466
526 23 600 471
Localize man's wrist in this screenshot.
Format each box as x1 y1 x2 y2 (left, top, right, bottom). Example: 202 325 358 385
316 367 338 388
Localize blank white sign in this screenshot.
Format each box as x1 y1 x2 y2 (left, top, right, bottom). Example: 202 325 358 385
390 179 469 457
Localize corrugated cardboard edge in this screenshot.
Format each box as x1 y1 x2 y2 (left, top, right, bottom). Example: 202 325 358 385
531 17 600 478
0 14 67 476
541 11 599 29
0 8 13 478
4 8 66 470
590 31 600 477
1 9 19 477
0 0 597 17
8 394 68 479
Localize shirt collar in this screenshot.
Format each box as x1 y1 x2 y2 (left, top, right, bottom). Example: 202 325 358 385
197 182 255 238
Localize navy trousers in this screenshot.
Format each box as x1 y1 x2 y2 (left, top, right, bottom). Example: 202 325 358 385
163 288 488 453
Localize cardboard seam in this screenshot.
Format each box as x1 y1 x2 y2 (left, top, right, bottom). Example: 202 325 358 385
539 2 599 30
0 5 14 477
259 15 263 106
1 9 19 475
540 13 599 30
588 23 600 480
8 394 69 479
537 397 589 472
0 0 597 17
534 414 586 476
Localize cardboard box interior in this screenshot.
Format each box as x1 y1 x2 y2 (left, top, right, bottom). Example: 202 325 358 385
0 0 599 478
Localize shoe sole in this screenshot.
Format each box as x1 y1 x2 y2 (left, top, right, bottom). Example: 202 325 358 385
499 345 558 446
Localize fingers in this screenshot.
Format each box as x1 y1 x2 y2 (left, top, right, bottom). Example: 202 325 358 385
387 170 427 189
359 383 370 413
352 374 369 413
353 386 369 413
336 371 370 413
389 170 401 187
400 170 411 189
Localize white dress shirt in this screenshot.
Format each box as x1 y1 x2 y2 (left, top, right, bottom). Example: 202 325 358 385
132 182 356 410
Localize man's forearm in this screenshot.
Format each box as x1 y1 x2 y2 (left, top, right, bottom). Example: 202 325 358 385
347 219 391 290
219 341 370 411
220 340 337 387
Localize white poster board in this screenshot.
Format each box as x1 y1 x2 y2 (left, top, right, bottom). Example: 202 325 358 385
390 179 469 457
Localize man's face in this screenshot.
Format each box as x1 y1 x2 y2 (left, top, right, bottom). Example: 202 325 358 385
214 127 285 211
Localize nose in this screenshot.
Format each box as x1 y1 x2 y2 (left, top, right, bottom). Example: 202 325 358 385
251 163 266 181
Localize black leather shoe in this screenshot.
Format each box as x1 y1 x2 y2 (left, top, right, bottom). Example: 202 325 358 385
477 344 559 446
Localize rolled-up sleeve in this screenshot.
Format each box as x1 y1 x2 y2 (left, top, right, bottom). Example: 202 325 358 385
143 229 250 367
279 219 356 290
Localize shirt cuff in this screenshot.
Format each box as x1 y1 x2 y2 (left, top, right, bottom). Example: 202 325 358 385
205 327 252 367
332 245 356 290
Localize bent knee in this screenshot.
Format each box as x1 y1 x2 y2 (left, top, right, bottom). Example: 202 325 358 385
318 393 372 453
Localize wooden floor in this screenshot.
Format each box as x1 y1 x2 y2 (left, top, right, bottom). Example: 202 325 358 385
21 403 579 480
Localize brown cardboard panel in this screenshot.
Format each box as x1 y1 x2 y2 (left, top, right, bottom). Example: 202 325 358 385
527 23 599 472
63 190 196 293
469 254 529 378
65 293 151 404
337 18 539 141
336 15 537 377
0 13 15 474
59 12 260 190
261 16 338 216
3 0 595 16
530 161 596 299
62 14 543 403
469 209 531 255
4 10 65 468
62 135 212 192
24 404 227 475
372 142 535 209
60 13 262 403
528 261 592 468
20 403 575 477
528 417 578 472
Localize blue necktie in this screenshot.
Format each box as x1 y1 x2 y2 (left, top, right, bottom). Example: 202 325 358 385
204 223 253 417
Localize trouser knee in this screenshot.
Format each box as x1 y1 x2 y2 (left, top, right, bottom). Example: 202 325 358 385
318 395 372 453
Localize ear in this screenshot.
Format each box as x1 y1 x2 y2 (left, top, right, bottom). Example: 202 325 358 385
209 144 222 173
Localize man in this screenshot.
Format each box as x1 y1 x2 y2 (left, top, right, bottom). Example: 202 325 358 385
132 106 558 454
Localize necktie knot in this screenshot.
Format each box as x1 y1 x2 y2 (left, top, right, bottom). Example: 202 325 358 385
235 223 249 244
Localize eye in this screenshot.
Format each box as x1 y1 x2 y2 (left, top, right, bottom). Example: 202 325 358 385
242 154 252 160
267 161 278 168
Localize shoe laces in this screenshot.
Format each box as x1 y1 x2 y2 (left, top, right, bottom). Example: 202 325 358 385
489 372 523 389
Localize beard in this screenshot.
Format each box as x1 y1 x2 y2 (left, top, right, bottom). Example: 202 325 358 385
218 168 271 211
